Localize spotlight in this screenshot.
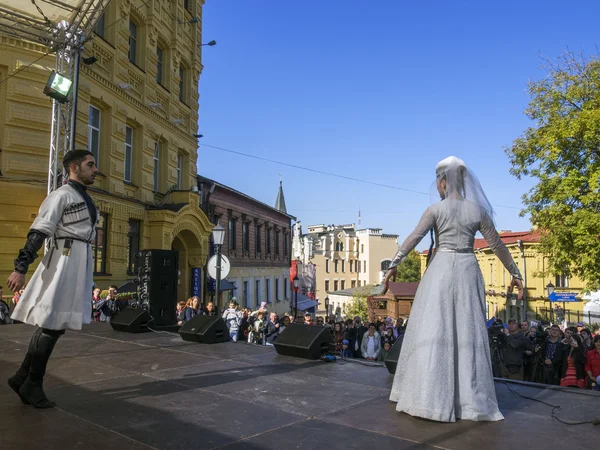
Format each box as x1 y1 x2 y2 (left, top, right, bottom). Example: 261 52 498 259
148 102 162 108
82 56 98 65
179 17 200 24
118 83 132 89
43 71 72 103
193 134 203 139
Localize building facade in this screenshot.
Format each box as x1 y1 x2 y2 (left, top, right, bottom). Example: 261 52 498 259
198 176 294 315
419 230 588 322
0 0 213 302
293 222 398 315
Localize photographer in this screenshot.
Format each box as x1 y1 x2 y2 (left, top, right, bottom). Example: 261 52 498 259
488 320 506 378
524 326 546 382
500 318 532 381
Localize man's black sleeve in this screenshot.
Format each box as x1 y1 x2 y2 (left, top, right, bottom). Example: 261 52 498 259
14 230 47 274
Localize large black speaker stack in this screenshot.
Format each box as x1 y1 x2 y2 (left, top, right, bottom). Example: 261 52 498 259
272 324 332 360
110 249 178 333
178 315 229 344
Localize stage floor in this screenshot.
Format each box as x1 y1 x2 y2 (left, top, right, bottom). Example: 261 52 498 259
0 323 598 450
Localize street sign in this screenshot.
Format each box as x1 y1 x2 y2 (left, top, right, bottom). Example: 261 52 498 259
549 292 579 302
207 254 230 280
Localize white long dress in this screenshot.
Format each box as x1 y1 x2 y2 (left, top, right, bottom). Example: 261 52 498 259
388 198 521 422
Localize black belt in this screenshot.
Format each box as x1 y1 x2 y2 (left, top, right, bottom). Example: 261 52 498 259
54 236 92 245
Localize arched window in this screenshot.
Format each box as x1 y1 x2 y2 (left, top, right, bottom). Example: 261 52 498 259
381 259 391 271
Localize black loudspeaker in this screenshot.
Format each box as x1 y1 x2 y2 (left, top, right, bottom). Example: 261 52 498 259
179 315 228 344
137 250 178 327
273 324 333 360
110 307 152 333
384 334 405 374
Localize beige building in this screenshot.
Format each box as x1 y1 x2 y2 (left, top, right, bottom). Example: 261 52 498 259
0 0 213 303
292 222 398 315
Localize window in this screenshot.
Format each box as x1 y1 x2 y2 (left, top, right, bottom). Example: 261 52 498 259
283 232 288 255
275 230 280 255
153 142 159 191
284 277 288 299
334 280 339 291
381 260 391 271
242 222 249 252
256 225 262 253
555 275 569 288
351 280 356 288
184 0 192 14
124 126 133 182
361 244 364 253
128 20 137 64
489 263 493 286
357 261 361 272
325 259 329 273
88 106 100 164
229 218 237 250
176 154 182 189
334 260 338 272
325 280 330 292
364 261 367 273
350 260 353 272
255 279 261 304
341 260 345 272
266 278 271 303
266 228 271 253
156 46 164 85
243 281 249 308
275 278 280 301
93 213 108 274
341 280 345 290
127 219 140 274
94 14 105 38
179 66 186 102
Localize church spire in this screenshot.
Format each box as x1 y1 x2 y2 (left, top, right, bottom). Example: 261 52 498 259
274 177 287 214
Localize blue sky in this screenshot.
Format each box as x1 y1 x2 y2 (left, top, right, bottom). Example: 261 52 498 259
198 1 600 249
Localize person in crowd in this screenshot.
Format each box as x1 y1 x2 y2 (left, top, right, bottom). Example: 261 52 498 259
344 319 357 352
239 309 251 341
585 335 600 388
106 285 123 317
333 322 345 352
264 312 280 345
91 287 102 322
222 301 242 342
0 285 11 325
361 322 381 361
249 310 266 344
176 301 186 326
354 316 368 358
304 313 314 326
500 318 532 381
379 341 393 362
559 334 587 389
278 315 291 334
340 339 353 358
185 296 203 322
316 316 325 326
562 326 577 345
542 324 568 385
205 301 217 316
580 328 593 353
519 320 530 335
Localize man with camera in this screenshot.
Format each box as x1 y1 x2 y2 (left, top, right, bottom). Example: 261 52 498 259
500 318 532 381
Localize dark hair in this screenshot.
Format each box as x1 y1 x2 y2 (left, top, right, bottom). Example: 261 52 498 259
581 328 591 336
508 318 517 324
368 322 376 328
593 335 600 343
63 149 94 174
566 326 578 334
109 285 118 290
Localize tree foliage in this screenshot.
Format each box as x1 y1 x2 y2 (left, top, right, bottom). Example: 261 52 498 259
506 52 600 290
343 285 373 322
395 250 422 282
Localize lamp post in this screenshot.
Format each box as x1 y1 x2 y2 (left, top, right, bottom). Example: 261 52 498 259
293 276 299 321
324 297 330 321
212 223 225 312
546 282 555 323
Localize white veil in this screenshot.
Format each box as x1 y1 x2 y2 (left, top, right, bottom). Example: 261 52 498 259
429 156 495 221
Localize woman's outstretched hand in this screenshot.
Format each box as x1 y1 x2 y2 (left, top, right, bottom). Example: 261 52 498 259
510 277 524 301
383 267 397 293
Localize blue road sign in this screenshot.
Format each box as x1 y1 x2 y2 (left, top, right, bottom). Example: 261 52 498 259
549 292 579 302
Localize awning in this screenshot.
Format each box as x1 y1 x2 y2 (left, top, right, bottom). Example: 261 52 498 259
293 293 319 311
208 279 237 292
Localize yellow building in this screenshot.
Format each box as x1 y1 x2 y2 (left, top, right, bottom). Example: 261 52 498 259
0 0 212 302
419 230 588 323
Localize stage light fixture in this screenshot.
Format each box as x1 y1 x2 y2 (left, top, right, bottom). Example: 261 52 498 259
82 56 98 65
43 71 73 103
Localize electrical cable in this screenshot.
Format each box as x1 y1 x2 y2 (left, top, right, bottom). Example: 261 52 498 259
500 380 600 426
0 51 53 86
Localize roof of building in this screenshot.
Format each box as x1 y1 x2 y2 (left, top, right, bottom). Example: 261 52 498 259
388 281 420 297
197 175 296 220
274 181 287 214
327 285 383 297
421 229 541 254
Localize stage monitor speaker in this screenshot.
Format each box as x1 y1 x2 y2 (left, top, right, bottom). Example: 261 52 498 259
137 249 178 327
384 334 405 374
110 307 152 333
273 324 332 360
179 315 228 344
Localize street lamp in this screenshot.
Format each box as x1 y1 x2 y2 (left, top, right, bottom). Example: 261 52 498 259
292 276 299 321
212 223 225 311
324 297 330 321
546 282 555 323
201 40 217 46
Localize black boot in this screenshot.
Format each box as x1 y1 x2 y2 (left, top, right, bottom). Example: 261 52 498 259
7 328 42 405
18 328 64 408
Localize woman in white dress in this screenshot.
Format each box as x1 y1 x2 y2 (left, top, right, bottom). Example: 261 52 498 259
383 156 524 422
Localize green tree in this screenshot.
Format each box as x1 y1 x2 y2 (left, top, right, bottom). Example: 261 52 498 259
506 52 600 290
343 285 373 322
394 250 422 282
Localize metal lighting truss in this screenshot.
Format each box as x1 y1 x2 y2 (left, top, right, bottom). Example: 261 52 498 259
0 0 111 193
